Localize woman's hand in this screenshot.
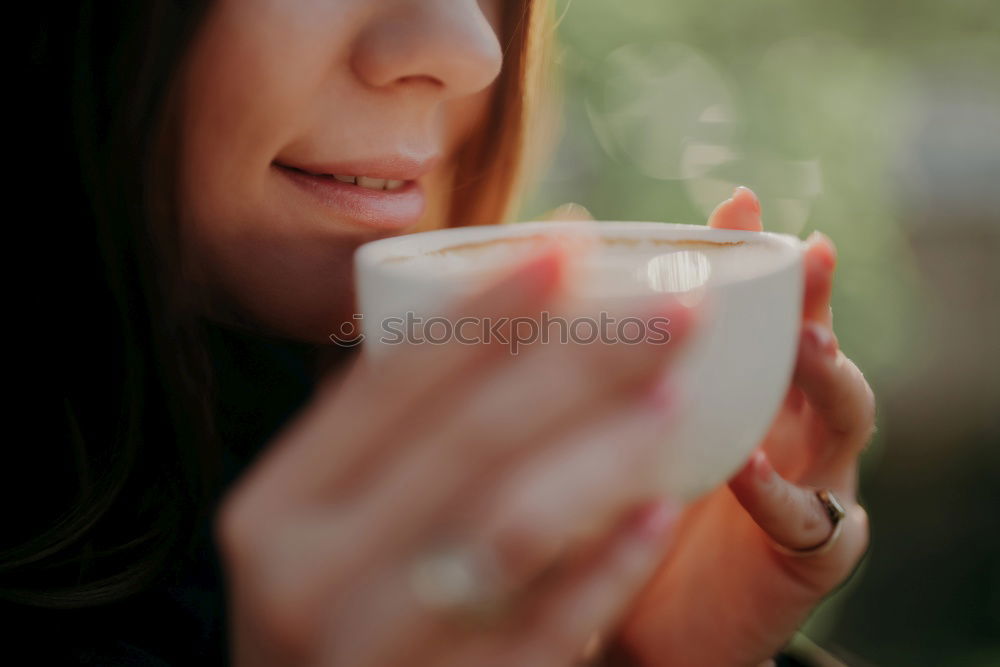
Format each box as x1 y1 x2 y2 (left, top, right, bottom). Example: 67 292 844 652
215 245 697 667
616 187 875 666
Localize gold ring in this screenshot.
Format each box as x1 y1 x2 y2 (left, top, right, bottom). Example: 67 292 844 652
769 489 847 558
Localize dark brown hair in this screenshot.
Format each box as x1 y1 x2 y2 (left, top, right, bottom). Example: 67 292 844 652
5 1 215 609
5 0 549 609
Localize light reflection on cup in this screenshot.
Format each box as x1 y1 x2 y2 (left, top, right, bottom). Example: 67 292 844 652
641 250 712 293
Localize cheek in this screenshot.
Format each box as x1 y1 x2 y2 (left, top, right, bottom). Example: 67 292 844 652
445 86 496 153
450 0 503 144
413 86 496 233
173 2 360 335
177 4 334 232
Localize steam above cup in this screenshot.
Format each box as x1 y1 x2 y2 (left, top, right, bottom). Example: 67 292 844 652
354 221 804 502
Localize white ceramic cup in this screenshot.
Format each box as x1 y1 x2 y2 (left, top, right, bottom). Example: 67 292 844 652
354 221 804 501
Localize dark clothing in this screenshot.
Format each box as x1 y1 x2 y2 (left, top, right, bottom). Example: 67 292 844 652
17 324 320 665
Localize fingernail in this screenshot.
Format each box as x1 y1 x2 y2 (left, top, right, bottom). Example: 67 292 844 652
629 498 680 541
557 202 594 221
806 231 837 270
804 322 837 357
753 450 774 483
734 185 761 213
812 229 835 248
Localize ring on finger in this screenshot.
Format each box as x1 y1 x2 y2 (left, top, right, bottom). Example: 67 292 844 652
769 489 848 558
407 537 521 627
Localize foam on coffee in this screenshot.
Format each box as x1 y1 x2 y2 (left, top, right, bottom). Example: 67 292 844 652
385 233 784 295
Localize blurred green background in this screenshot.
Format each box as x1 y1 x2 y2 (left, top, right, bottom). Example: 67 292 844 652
519 1 1000 664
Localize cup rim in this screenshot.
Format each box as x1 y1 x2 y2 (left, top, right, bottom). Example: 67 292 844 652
355 221 803 288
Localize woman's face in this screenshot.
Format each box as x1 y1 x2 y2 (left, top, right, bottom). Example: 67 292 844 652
177 0 504 341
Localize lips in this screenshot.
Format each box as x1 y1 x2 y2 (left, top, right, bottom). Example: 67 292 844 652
273 155 438 230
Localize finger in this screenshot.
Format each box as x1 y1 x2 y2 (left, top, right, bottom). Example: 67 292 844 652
728 449 839 552
496 499 680 667
256 245 568 499
539 202 595 222
731 465 871 599
339 391 679 666
469 377 676 588
802 231 837 326
273 299 694 650
707 186 762 231
352 298 696 558
793 323 876 476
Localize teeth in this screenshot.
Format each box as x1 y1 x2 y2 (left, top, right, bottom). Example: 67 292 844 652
331 174 407 191
356 176 387 190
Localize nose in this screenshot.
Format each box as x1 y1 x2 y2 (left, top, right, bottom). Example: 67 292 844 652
350 0 504 98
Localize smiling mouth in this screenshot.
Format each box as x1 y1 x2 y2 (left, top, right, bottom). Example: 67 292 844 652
272 159 428 230
275 164 410 192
